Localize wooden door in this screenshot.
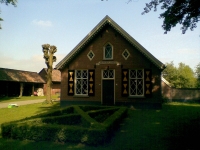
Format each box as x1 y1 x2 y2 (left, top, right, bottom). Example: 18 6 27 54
102 80 114 105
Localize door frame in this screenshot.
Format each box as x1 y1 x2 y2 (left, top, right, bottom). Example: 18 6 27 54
101 69 115 105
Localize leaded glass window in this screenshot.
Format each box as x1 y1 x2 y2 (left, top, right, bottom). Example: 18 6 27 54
129 70 144 96
104 44 113 59
75 70 88 95
102 70 114 79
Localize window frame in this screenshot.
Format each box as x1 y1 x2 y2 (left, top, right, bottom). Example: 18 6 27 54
74 70 88 96
103 43 113 60
102 69 115 79
129 69 144 97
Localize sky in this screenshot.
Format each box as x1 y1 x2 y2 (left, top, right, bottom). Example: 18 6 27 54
0 0 199 73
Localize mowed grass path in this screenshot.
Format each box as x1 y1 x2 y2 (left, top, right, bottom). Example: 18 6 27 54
0 102 200 150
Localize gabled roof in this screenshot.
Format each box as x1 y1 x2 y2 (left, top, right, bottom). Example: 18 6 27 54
39 68 61 82
0 68 45 83
56 15 165 70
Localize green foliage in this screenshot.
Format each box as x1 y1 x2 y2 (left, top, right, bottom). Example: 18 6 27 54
0 0 17 29
195 63 200 87
163 61 197 88
1 106 127 145
88 108 119 122
142 0 200 34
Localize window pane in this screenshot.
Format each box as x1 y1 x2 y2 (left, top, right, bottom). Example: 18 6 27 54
130 79 137 95
103 70 109 78
137 79 143 95
82 79 88 94
82 70 88 78
103 70 114 79
129 70 144 96
75 70 88 95
105 44 112 58
76 70 81 78
76 79 81 94
130 70 136 78
109 70 114 78
137 70 143 78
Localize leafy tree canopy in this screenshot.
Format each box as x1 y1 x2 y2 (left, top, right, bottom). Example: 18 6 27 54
163 62 197 88
0 0 17 29
142 0 200 34
195 63 200 87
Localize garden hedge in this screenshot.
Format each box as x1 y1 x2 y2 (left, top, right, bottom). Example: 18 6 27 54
1 105 127 145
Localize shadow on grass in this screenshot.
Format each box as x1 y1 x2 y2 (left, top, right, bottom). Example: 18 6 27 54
0 96 20 102
167 117 200 150
0 138 86 150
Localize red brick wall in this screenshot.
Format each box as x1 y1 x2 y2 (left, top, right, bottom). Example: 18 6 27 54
162 80 200 101
60 25 162 104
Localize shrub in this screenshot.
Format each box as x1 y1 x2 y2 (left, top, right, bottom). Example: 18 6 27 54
1 106 127 145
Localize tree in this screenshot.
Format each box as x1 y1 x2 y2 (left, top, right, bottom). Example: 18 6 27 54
142 0 200 34
195 63 200 87
176 62 196 88
163 62 196 88
42 44 57 104
162 61 178 87
0 0 17 29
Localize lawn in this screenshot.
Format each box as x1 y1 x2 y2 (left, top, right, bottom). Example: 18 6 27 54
0 95 59 103
0 102 200 150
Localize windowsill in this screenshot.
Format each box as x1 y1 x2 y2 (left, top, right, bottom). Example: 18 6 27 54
73 95 89 98
128 96 145 98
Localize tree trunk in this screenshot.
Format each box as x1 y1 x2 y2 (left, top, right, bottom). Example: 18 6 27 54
42 44 57 104
46 53 53 104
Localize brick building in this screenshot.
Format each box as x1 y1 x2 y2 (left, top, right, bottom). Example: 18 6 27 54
56 16 165 108
39 68 61 95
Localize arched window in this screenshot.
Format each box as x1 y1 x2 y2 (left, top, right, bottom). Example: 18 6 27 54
104 43 113 60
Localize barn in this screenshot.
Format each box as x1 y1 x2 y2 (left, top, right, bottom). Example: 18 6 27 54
0 68 45 97
56 16 166 108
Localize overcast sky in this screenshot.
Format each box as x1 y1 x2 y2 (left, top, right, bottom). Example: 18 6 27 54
0 0 199 72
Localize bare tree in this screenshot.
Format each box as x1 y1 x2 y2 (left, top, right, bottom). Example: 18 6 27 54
42 44 57 104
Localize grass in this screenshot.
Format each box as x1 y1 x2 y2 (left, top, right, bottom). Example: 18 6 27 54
0 95 59 103
0 102 200 149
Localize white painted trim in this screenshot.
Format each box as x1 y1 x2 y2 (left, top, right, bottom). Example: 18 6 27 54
103 42 114 60
101 69 115 105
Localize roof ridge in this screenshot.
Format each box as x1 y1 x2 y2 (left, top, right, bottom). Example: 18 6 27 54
56 15 165 70
0 67 37 73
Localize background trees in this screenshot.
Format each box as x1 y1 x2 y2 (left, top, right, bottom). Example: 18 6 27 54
0 0 17 29
162 62 198 88
195 63 200 88
142 0 200 34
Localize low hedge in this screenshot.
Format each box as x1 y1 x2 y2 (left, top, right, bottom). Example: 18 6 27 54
1 106 127 145
88 108 119 122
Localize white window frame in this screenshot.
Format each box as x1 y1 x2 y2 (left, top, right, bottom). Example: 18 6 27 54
129 69 144 97
103 43 113 60
75 70 88 95
102 69 115 79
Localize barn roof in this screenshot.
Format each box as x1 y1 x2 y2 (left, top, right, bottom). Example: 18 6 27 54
0 68 45 83
56 15 165 70
38 68 61 82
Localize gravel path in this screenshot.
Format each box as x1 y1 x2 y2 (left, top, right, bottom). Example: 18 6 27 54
0 99 45 108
